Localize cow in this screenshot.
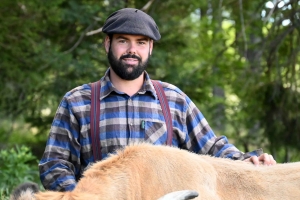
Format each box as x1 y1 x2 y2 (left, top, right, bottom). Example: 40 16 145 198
10 143 300 200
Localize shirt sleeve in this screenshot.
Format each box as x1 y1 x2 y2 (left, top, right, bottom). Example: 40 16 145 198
39 95 81 191
205 135 263 160
183 96 263 160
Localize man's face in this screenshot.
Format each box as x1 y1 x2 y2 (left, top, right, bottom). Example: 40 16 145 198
105 34 153 80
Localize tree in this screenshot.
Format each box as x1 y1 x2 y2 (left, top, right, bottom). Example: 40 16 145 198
0 0 299 162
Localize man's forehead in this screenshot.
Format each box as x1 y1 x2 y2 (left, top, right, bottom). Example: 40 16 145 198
113 34 151 41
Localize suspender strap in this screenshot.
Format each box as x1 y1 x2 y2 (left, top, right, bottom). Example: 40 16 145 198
151 80 173 146
90 80 173 162
90 81 101 161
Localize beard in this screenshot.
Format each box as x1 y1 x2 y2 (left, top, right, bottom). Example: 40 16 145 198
108 49 150 80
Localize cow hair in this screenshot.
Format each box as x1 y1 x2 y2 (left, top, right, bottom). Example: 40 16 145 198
10 143 300 200
10 182 39 200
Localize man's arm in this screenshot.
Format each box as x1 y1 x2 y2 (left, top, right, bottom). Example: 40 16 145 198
183 97 276 165
39 95 81 191
207 136 276 165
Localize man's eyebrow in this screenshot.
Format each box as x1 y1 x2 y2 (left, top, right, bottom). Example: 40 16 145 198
137 37 149 41
115 35 149 41
115 36 128 40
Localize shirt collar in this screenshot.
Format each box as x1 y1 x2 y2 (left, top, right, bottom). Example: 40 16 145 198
99 68 157 100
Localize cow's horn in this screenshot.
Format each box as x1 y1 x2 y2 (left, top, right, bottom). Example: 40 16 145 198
158 190 199 200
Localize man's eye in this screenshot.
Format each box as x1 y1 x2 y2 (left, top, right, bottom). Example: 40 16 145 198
138 41 146 45
119 40 127 43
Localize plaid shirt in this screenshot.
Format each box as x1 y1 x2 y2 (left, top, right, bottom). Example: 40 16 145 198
39 69 262 191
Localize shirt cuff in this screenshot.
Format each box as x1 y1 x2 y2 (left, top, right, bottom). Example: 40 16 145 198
233 148 264 160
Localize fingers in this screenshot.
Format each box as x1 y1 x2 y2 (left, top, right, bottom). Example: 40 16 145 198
248 154 277 166
248 156 260 166
258 153 277 165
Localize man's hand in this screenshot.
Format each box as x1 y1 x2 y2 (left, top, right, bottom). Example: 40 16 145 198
244 153 277 166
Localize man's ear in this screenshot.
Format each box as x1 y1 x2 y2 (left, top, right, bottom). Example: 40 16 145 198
149 40 153 55
104 36 110 53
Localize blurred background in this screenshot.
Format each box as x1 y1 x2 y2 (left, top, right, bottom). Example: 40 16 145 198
0 0 299 197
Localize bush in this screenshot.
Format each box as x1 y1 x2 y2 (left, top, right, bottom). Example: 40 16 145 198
0 145 40 199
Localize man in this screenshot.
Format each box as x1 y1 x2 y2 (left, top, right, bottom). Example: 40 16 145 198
39 8 276 192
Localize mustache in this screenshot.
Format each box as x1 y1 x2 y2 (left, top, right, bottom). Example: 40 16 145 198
120 54 142 61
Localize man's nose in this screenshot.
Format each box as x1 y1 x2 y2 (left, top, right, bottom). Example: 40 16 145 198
126 42 137 54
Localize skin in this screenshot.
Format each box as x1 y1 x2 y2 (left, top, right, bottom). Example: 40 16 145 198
104 34 153 96
104 33 276 166
245 153 276 166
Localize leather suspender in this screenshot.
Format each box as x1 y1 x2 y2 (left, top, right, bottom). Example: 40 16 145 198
151 80 173 146
90 80 173 162
90 80 101 161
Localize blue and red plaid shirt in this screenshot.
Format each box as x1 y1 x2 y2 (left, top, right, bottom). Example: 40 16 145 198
39 69 262 191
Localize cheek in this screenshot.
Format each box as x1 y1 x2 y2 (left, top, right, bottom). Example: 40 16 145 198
112 46 127 58
141 50 151 59
109 48 121 59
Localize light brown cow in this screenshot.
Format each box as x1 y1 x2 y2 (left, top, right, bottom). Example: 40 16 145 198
11 143 300 200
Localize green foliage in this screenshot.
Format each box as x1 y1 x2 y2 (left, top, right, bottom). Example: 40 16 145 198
0 0 299 163
0 189 10 200
0 146 40 197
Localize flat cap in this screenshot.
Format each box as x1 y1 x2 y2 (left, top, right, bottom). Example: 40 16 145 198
102 8 161 41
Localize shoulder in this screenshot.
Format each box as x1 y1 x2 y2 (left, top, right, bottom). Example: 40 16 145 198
158 81 190 101
157 81 201 113
61 84 92 105
65 83 92 98
153 80 196 111
56 84 91 109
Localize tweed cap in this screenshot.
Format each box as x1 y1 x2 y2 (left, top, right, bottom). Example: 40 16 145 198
102 8 161 41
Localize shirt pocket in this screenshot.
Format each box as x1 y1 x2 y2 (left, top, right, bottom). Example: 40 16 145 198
144 120 167 144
